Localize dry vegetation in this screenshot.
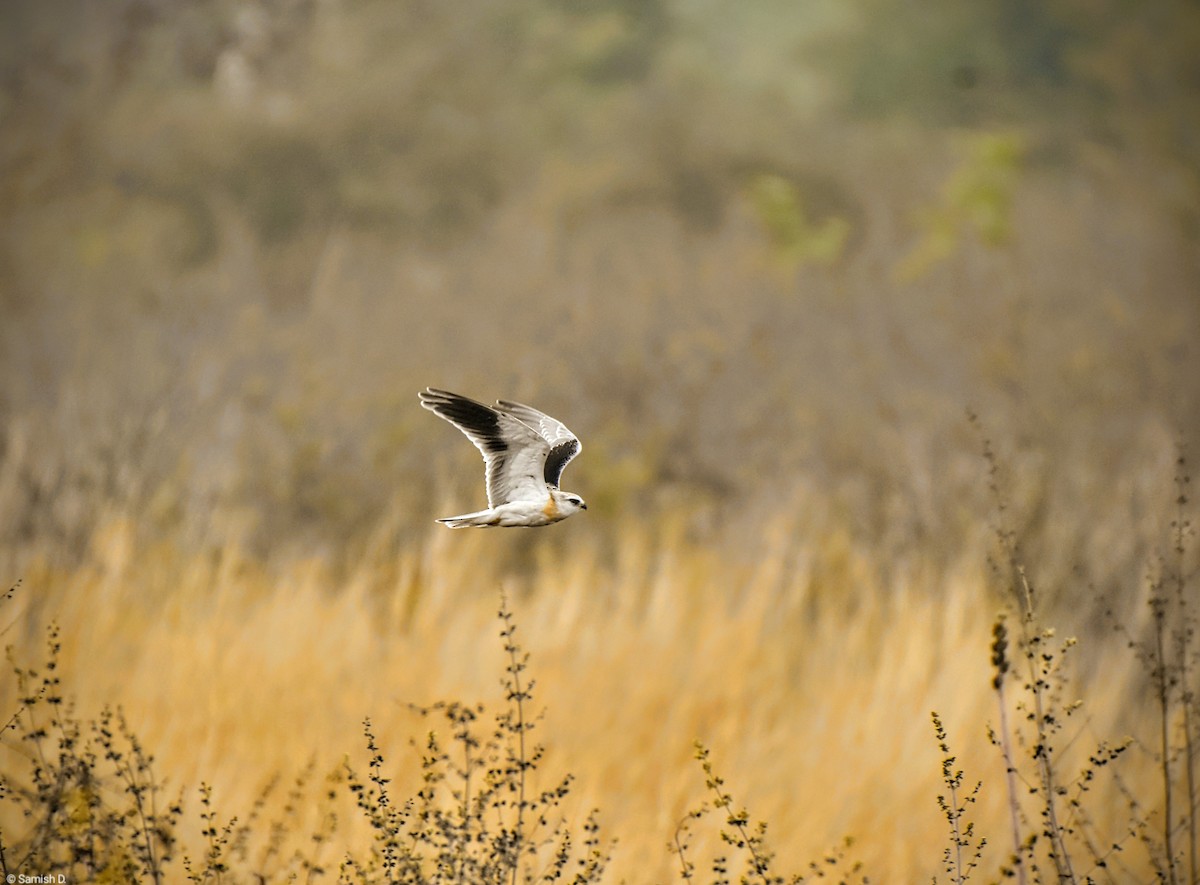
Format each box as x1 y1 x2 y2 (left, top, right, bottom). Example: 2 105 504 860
2 0 1199 882
4 487 1194 883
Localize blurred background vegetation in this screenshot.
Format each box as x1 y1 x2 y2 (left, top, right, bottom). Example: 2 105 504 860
2 0 1198 582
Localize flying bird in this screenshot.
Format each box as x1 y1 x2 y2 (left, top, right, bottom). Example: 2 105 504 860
419 388 587 528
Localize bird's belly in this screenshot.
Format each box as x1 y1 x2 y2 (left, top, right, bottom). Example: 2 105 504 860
493 500 561 527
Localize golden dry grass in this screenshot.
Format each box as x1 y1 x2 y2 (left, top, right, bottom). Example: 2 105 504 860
1 480 1185 881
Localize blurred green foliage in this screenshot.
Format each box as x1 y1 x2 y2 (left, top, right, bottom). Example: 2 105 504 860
896 130 1025 280
747 173 850 270
830 0 1078 123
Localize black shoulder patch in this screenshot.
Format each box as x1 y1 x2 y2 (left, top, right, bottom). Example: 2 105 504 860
543 439 580 487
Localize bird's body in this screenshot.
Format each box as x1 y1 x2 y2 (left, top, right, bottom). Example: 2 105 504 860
419 388 587 528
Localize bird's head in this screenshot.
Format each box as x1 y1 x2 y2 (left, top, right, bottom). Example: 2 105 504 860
553 489 588 516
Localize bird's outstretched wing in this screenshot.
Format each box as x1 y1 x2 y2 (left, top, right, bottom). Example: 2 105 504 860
494 398 582 489
419 388 550 507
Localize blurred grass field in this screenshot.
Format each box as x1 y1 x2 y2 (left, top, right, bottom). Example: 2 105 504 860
2 486 1192 880
2 1 1199 881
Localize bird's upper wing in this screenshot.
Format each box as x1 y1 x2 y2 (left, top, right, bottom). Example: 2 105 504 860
420 388 550 507
494 398 581 489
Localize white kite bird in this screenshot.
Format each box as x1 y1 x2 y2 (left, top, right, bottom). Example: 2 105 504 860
419 388 587 528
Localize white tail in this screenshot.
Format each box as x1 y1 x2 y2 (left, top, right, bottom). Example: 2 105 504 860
436 509 501 528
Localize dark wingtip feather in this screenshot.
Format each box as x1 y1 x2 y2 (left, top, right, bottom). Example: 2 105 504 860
419 388 509 455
